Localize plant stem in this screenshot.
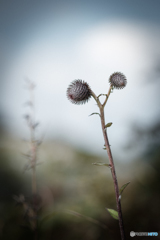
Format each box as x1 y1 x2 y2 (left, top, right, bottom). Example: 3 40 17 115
100 107 126 240
29 84 37 197
102 86 112 107
27 81 38 238
91 89 126 240
31 144 37 195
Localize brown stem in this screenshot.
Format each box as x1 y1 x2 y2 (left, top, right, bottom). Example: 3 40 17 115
91 89 126 240
102 86 112 107
100 107 126 240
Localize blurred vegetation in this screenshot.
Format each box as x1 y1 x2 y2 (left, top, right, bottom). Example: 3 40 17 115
0 116 160 239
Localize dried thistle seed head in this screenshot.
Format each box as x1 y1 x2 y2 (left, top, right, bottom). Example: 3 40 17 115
109 72 127 89
67 79 92 104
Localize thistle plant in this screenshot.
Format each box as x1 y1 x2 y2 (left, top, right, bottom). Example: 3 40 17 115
67 72 129 240
14 80 42 239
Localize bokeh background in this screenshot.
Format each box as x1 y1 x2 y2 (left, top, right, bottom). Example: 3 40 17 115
0 0 160 239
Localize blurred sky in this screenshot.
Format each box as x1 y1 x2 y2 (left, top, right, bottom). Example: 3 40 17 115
0 0 160 160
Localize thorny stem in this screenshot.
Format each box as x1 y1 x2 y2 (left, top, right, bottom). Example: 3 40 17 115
91 89 126 240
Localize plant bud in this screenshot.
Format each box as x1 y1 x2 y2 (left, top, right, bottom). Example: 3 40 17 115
67 80 92 104
109 72 127 89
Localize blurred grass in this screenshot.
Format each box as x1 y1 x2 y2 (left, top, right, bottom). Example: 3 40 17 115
0 132 160 239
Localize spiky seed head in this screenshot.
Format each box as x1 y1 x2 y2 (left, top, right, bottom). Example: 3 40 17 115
67 79 92 104
109 72 127 89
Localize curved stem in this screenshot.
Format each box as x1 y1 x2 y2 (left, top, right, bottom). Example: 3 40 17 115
102 86 112 107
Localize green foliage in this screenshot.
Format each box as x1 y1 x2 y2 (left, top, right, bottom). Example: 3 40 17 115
89 112 100 117
92 162 111 168
1 127 160 239
106 208 118 220
119 182 130 197
104 123 112 129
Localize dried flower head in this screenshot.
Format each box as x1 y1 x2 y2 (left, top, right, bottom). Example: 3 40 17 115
109 72 127 89
67 79 92 104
